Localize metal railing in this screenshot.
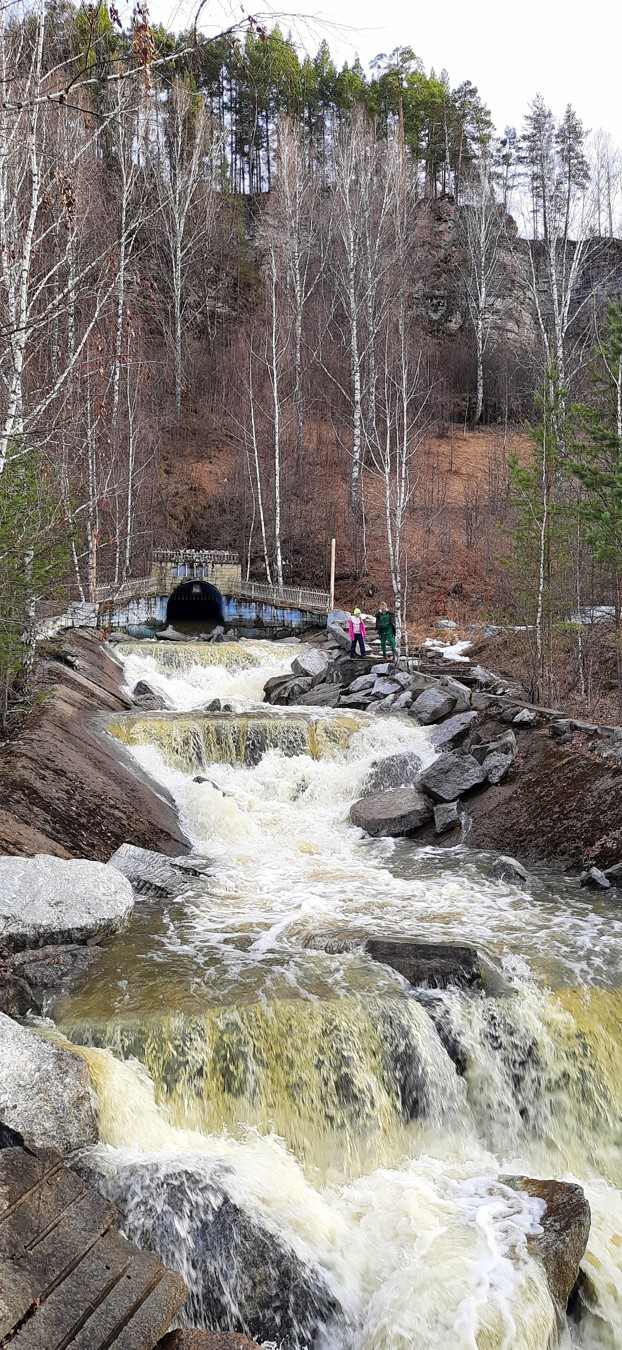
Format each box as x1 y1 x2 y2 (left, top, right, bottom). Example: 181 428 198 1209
235 580 330 613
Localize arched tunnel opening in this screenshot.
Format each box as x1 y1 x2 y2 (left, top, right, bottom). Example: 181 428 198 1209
166 579 225 631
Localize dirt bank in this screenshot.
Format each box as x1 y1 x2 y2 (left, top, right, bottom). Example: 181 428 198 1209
0 631 188 860
423 712 622 873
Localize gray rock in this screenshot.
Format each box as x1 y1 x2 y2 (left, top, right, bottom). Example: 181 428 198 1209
271 675 313 705
489 855 530 885
392 691 413 711
513 707 537 725
604 862 622 889
365 938 482 989
326 622 351 652
207 625 225 642
501 1176 590 1310
107 843 188 899
371 678 402 698
10 942 103 995
580 866 611 891
201 697 222 712
411 687 457 724
296 684 341 707
471 730 517 764
552 719 572 736
350 788 433 837
373 663 391 676
84 1153 338 1348
364 751 423 796
132 692 168 711
434 801 461 834
370 693 398 713
291 647 329 685
482 752 512 784
338 693 371 709
347 673 377 694
439 677 471 713
222 630 238 643
471 692 495 710
0 1012 98 1155
133 679 158 698
0 855 134 951
436 619 457 629
470 665 498 688
393 671 416 690
418 752 486 802
430 710 478 749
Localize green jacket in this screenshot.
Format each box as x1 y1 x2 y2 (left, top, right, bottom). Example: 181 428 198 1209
376 610 395 635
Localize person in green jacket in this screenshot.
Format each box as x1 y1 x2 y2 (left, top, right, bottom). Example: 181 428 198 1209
375 602 396 659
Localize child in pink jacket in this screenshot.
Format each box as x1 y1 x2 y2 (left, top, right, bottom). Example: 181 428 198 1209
348 608 367 657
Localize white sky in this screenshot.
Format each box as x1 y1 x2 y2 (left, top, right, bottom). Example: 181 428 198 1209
145 0 622 138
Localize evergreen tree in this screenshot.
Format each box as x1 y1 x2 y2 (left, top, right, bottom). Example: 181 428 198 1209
571 303 622 703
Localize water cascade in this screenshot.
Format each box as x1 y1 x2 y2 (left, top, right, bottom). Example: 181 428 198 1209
51 639 622 1348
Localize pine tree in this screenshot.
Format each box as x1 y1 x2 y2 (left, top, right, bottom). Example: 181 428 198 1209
571 303 622 704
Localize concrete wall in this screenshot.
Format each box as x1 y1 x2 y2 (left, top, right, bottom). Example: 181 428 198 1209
99 592 322 632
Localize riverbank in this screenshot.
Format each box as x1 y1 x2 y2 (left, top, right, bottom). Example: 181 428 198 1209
0 630 188 860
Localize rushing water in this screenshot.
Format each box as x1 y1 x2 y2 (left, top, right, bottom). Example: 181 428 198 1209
51 639 622 1349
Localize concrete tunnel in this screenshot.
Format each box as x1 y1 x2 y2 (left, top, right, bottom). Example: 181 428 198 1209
166 578 225 628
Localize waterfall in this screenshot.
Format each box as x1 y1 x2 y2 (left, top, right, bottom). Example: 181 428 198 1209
49 637 622 1349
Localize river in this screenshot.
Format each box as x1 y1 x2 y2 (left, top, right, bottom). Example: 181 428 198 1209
50 639 622 1349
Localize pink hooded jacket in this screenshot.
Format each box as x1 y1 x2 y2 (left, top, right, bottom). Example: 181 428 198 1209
348 615 366 640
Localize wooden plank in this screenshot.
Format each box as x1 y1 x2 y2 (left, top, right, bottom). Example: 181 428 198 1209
0 1189 115 1338
108 1270 188 1350
0 1147 62 1221
8 1229 133 1350
0 1167 85 1257
69 1250 166 1349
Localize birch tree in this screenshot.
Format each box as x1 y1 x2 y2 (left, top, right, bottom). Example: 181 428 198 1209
152 78 219 423
459 155 507 425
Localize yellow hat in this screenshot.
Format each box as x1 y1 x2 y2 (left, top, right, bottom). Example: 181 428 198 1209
354 608 361 615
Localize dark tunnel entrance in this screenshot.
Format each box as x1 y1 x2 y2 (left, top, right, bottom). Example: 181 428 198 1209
166 579 225 630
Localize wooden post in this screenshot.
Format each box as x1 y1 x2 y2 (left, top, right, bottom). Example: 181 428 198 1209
329 537 336 612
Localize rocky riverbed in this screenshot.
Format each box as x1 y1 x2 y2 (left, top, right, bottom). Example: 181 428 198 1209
1 626 621 1348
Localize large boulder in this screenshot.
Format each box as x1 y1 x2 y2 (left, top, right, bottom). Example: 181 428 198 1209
371 678 402 699
363 751 423 796
411 687 457 724
501 1176 591 1310
266 676 313 706
470 730 518 764
295 684 341 708
347 673 377 694
326 622 350 652
350 788 433 837
0 1013 98 1154
291 647 329 685
86 1155 338 1349
108 843 190 899
0 855 134 950
365 939 483 990
438 677 471 713
418 753 486 802
430 710 478 749
263 674 291 704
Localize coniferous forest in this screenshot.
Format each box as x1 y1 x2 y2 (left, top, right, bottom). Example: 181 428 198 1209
1 0 622 718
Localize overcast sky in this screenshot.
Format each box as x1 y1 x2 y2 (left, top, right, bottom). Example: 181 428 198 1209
146 0 621 139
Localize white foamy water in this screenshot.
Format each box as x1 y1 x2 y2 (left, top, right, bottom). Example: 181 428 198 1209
54 639 622 1348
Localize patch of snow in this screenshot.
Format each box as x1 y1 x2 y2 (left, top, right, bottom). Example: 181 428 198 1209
424 637 472 663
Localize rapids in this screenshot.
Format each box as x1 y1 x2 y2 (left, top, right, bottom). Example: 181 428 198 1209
51 639 622 1349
